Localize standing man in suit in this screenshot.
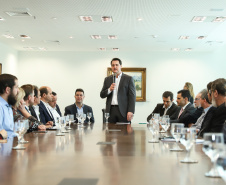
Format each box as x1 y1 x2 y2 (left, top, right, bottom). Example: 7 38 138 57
100 58 136 123
49 91 62 122
64 88 94 123
147 91 179 122
170 89 196 126
39 86 54 126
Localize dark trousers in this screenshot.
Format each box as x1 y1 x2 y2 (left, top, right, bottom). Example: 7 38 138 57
108 105 128 123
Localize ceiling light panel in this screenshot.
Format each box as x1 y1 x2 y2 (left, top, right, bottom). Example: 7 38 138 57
191 16 206 22
101 16 113 22
5 11 32 17
171 48 180 51
112 48 119 51
108 35 117 39
2 34 14 39
212 16 226 22
197 36 206 40
79 16 93 22
99 48 106 51
179 36 189 40
20 35 31 39
91 35 101 39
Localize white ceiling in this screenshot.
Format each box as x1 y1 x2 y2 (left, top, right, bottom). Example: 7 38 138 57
0 0 226 52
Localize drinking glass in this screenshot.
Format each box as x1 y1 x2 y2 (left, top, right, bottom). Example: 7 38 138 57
60 117 69 133
170 123 184 151
148 119 159 143
80 114 87 128
65 115 70 129
202 133 224 177
20 120 29 144
216 147 226 182
68 114 74 130
160 118 170 133
56 117 65 136
76 113 81 125
154 113 160 120
87 112 92 124
163 115 169 119
12 121 26 150
180 128 198 163
105 113 110 123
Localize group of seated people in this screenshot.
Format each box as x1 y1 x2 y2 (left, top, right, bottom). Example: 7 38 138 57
1 73 226 142
0 73 94 140
147 78 226 138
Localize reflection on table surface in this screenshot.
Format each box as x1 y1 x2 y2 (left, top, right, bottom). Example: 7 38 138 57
0 123 224 185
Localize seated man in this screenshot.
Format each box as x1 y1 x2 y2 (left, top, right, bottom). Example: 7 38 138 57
187 92 204 126
147 91 179 122
205 78 226 133
38 86 54 126
21 84 35 114
64 88 94 123
29 85 41 121
193 89 216 137
0 74 19 138
170 90 196 126
48 91 62 123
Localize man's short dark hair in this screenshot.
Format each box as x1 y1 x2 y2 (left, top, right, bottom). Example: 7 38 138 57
177 89 191 100
162 91 173 101
39 87 48 97
21 84 34 101
0 74 17 95
211 78 226 96
200 89 211 104
110 58 122 65
75 88 84 95
33 85 39 97
52 91 57 96
207 81 213 95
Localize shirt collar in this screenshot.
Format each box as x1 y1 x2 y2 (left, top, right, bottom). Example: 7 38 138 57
182 102 190 109
75 103 84 109
163 103 173 110
204 105 212 113
0 96 11 107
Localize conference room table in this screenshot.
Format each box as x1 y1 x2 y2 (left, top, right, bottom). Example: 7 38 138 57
0 123 225 185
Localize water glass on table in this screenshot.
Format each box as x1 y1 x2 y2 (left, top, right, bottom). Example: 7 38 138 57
202 133 224 177
170 123 184 151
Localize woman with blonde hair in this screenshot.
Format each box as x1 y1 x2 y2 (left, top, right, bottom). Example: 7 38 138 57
13 87 46 132
183 82 195 104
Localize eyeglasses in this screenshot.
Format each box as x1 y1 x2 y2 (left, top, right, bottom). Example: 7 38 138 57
195 98 200 101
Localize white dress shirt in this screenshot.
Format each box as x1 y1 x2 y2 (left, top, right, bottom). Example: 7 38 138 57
108 72 122 105
48 106 61 123
41 100 54 119
33 105 40 121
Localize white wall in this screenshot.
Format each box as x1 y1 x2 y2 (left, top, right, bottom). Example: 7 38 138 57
17 49 226 124
0 42 18 75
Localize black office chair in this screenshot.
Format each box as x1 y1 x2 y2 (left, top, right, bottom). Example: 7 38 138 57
102 109 106 123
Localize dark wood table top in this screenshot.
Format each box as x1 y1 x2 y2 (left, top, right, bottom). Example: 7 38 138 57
0 123 224 185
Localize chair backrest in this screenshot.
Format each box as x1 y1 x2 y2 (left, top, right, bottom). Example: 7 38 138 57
102 109 106 123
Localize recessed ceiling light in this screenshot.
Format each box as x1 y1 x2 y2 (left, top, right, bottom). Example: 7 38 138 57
99 48 106 51
137 18 143 21
212 16 226 22
171 48 180 51
21 40 25 42
0 17 4 21
5 11 32 17
151 35 158 38
20 35 31 39
2 34 14 39
197 36 206 40
108 35 117 39
69 36 74 39
91 35 101 39
179 36 189 40
112 48 119 51
79 16 93 22
191 16 206 22
101 16 113 22
185 48 192 51
52 17 57 20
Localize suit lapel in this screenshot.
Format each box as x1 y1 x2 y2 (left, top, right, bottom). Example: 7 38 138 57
118 73 125 93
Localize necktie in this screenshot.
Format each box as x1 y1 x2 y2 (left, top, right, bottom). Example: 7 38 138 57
178 108 183 118
195 111 205 129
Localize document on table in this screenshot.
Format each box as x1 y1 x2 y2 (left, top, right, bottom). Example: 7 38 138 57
116 122 130 125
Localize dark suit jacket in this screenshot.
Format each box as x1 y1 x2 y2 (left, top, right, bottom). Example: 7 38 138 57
64 103 94 123
197 106 216 137
29 105 39 120
187 107 204 124
56 104 62 117
100 73 136 118
147 102 179 122
170 103 196 127
39 101 54 124
206 103 226 133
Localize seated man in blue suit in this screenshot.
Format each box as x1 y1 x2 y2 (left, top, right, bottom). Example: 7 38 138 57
39 86 54 126
64 88 94 123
